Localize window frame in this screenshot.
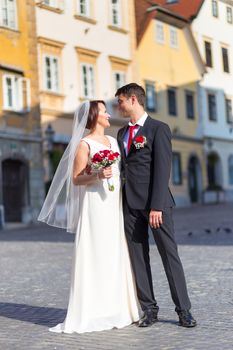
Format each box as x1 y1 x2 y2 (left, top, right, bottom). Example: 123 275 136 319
0 0 18 30
2 73 30 112
167 87 177 117
225 98 233 124
43 54 60 93
155 21 165 44
170 26 178 49
185 90 195 120
114 71 126 91
81 63 95 99
226 6 233 24
212 0 218 18
207 93 217 122
145 82 157 112
77 0 90 17
204 40 213 68
222 46 230 73
172 152 182 185
110 0 122 27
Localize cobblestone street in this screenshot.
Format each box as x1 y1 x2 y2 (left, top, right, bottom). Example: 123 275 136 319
0 204 233 350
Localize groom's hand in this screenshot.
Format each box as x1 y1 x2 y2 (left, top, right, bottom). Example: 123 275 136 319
149 210 163 229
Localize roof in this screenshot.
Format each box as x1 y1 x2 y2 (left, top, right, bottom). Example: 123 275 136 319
150 0 204 21
135 0 204 44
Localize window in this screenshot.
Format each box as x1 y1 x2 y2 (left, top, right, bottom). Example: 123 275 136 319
81 64 94 98
205 41 213 67
44 55 60 93
155 21 164 44
208 93 217 121
146 83 156 112
225 98 233 124
185 91 195 119
212 0 218 17
227 6 233 23
172 152 182 185
110 0 121 27
228 155 233 185
2 74 30 112
77 0 90 16
44 0 58 7
222 47 230 73
0 0 17 29
170 26 178 48
114 72 125 91
167 88 177 116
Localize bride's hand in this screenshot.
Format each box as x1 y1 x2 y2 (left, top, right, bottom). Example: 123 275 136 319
98 167 112 179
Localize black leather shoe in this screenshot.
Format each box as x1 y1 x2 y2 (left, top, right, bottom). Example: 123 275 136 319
138 309 159 327
178 310 197 328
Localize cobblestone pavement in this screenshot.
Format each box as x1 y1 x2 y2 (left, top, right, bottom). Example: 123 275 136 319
0 204 233 350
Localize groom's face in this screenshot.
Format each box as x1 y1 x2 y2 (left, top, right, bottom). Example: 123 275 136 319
117 94 133 118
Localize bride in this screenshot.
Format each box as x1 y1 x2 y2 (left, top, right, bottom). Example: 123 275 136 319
38 100 139 334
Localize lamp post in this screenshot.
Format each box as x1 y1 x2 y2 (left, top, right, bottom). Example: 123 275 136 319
45 124 55 183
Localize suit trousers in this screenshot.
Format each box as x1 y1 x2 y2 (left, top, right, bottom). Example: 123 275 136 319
123 189 191 313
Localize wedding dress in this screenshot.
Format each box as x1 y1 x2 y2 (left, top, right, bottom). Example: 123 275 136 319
49 135 139 334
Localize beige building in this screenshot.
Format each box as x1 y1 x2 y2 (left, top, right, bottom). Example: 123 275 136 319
35 0 137 185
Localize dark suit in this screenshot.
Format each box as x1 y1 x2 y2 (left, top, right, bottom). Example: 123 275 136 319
117 116 191 312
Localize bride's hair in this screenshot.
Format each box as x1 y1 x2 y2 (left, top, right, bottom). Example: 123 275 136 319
86 100 106 130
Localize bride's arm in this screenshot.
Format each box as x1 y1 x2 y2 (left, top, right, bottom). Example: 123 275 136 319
72 141 112 186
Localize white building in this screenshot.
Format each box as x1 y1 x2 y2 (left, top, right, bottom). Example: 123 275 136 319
35 0 136 149
192 0 233 202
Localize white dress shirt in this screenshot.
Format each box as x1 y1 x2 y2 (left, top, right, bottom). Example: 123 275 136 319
123 112 148 155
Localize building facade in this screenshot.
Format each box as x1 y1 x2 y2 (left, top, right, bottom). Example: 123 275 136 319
35 0 137 185
192 0 233 202
134 0 207 206
0 0 44 225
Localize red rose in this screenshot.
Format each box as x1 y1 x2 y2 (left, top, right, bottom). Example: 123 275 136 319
113 152 120 158
108 154 115 161
102 150 111 157
135 136 144 143
92 153 102 162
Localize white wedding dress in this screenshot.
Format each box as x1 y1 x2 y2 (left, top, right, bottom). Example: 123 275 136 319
49 135 139 334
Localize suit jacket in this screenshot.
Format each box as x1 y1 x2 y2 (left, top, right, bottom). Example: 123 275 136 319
117 116 175 211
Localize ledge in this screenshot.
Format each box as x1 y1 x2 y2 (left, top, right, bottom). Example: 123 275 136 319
38 36 66 48
1 108 29 116
40 90 65 98
75 47 100 58
0 26 20 34
109 55 131 65
74 14 97 25
108 25 128 34
36 3 63 14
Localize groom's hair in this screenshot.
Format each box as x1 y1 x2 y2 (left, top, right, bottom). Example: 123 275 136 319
86 100 106 130
115 83 146 107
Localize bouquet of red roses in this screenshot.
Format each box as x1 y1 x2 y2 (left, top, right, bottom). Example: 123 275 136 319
91 150 120 191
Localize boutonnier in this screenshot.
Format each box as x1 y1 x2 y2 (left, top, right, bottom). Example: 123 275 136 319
133 136 147 149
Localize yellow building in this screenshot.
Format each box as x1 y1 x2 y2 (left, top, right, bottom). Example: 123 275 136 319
135 1 207 206
0 0 44 225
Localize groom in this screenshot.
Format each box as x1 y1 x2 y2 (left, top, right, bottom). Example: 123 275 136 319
116 83 196 328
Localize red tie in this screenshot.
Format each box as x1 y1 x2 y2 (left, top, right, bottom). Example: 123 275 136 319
127 125 138 152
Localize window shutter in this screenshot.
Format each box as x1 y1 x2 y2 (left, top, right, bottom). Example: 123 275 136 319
18 77 31 112
2 75 9 109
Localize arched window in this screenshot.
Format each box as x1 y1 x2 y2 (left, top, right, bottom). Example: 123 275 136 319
228 155 233 185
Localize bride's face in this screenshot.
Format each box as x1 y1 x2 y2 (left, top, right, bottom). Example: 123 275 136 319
97 103 111 128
